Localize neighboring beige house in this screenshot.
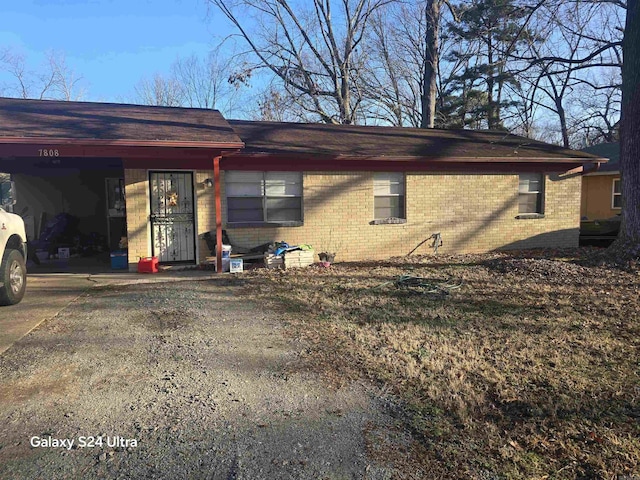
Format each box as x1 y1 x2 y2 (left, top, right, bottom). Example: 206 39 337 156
0 97 605 272
580 143 620 221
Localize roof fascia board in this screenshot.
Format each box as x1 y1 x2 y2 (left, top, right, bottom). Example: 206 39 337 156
223 152 606 164
220 157 587 173
0 137 244 149
585 170 620 176
0 140 243 160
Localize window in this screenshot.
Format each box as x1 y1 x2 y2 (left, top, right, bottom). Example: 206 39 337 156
374 172 405 219
518 173 544 214
612 178 622 209
226 171 302 224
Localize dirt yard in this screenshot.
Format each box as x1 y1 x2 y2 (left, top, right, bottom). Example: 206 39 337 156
1 247 638 479
238 248 640 479
0 279 401 480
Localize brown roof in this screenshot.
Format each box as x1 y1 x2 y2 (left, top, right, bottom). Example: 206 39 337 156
0 97 243 146
228 120 604 163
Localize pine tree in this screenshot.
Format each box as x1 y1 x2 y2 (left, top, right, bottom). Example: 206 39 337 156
446 0 531 129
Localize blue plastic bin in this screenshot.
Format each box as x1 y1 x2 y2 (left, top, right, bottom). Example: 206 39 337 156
110 250 128 270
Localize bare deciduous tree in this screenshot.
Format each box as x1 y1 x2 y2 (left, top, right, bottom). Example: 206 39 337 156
573 75 621 145
133 47 245 113
517 0 640 262
361 0 460 128
46 52 86 101
255 84 306 122
512 0 622 147
173 47 244 112
209 0 392 124
362 7 418 126
0 49 85 100
518 3 590 147
134 73 184 107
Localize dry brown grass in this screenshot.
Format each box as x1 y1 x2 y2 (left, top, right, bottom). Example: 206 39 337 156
239 248 640 479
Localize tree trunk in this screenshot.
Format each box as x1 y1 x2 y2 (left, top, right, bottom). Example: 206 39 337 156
610 0 640 262
486 36 497 129
556 99 570 148
421 0 439 129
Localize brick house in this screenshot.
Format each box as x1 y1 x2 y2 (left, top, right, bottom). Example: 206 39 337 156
0 97 605 272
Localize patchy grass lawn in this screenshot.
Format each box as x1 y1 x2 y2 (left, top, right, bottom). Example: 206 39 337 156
240 248 640 479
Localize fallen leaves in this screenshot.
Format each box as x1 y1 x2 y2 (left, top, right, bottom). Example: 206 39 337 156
240 248 640 479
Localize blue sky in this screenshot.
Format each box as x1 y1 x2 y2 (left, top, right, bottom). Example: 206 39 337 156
0 0 233 102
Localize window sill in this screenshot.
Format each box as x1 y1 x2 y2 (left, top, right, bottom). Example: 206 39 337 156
515 213 545 220
369 217 407 225
226 221 304 228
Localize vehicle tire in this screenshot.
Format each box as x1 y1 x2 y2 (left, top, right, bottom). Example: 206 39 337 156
0 249 27 305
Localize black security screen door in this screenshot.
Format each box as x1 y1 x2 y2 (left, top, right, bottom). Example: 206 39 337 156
149 171 196 263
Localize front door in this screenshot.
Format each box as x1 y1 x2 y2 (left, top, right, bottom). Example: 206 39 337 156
149 171 196 263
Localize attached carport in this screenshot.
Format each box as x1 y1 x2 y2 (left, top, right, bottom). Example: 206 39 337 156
0 97 243 273
1 155 125 270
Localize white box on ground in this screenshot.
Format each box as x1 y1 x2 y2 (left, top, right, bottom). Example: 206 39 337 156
230 258 243 273
215 258 231 272
58 247 70 259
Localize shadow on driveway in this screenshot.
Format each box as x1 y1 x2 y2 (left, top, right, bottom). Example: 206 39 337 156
0 270 222 356
0 274 94 355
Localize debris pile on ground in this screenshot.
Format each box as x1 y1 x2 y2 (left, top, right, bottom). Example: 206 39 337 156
484 257 596 283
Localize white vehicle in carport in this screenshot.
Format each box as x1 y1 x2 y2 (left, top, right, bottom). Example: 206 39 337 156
0 181 27 305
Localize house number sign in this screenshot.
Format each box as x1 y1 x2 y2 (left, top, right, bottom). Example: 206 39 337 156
38 149 60 157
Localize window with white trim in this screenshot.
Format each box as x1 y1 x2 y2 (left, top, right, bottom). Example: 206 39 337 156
612 178 621 209
518 173 544 214
226 171 302 223
374 172 405 219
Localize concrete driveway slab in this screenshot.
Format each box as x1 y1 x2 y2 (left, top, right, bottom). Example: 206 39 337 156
0 271 222 356
0 274 93 356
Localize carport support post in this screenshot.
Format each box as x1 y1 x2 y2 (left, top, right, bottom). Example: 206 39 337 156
214 155 223 274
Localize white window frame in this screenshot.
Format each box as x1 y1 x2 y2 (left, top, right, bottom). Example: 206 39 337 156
373 172 406 220
518 173 545 215
612 178 622 209
225 171 303 225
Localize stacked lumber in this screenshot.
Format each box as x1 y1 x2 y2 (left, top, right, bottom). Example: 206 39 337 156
264 253 284 269
283 249 315 269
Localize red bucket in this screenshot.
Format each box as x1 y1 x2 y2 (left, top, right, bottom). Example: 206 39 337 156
137 256 159 273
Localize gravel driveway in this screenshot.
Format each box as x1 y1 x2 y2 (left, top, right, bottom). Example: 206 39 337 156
0 279 399 479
